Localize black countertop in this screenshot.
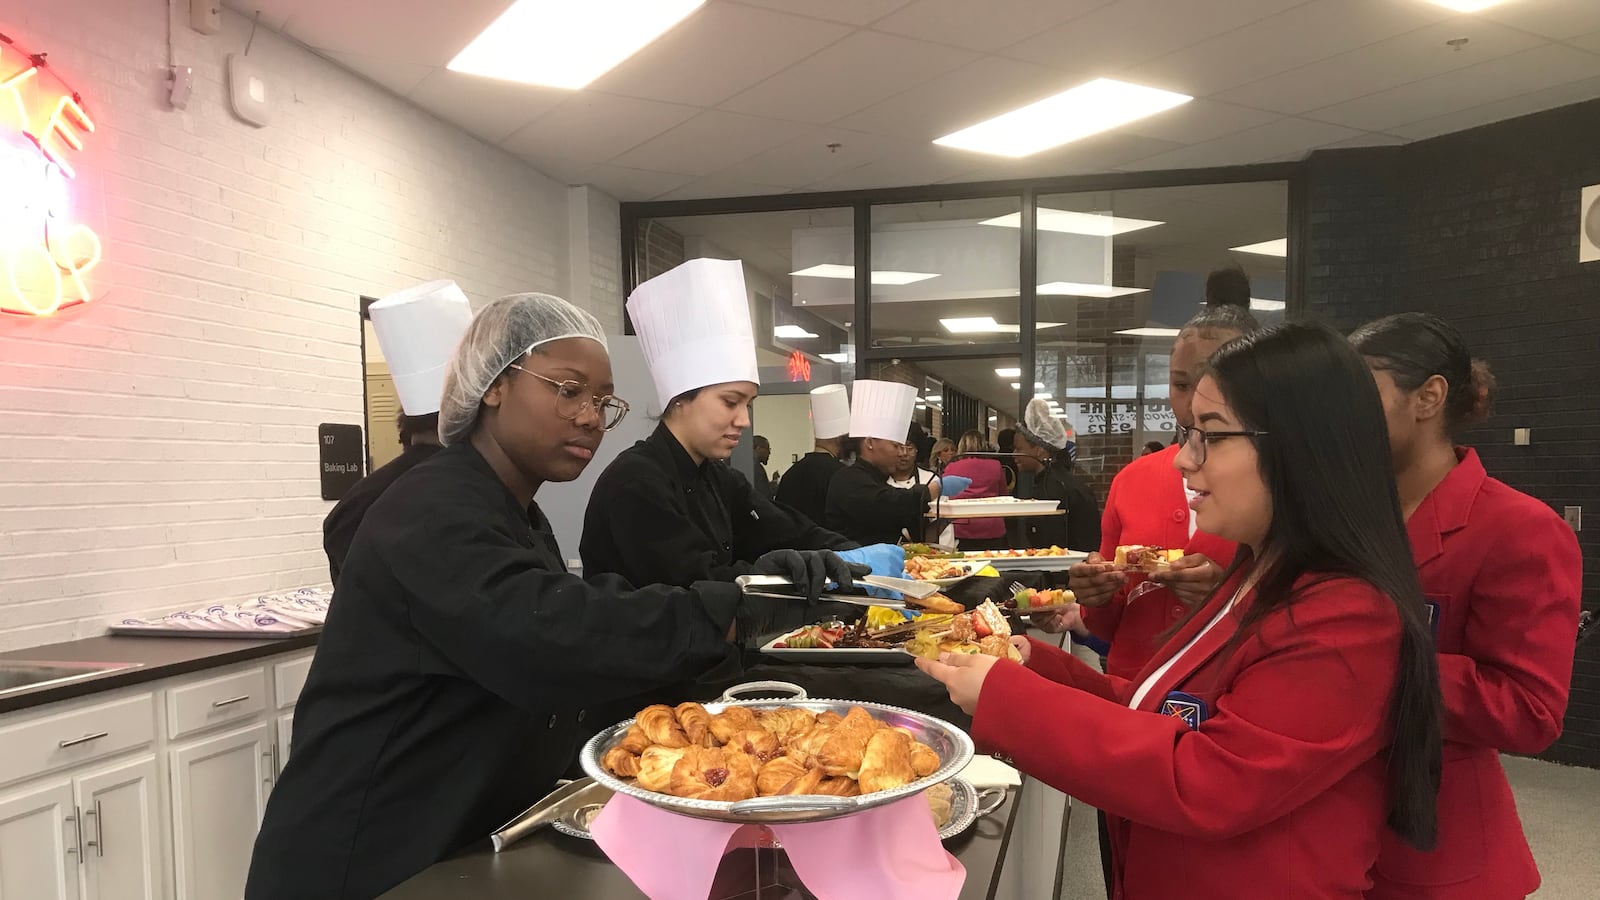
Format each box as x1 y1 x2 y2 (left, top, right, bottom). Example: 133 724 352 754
0 631 321 714
380 785 1018 900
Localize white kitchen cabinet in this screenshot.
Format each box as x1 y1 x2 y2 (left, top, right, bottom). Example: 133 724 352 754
0 779 79 900
274 713 293 776
168 723 273 900
75 755 160 900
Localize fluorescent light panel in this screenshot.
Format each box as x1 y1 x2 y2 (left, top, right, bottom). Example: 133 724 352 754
1008 382 1046 390
934 78 1192 158
980 208 1163 236
1230 238 1287 257
995 367 1022 378
448 1 705 89
1422 0 1507 11
790 264 939 285
773 325 818 340
1036 281 1147 298
1250 298 1286 311
1116 327 1181 338
819 352 849 363
941 317 1065 334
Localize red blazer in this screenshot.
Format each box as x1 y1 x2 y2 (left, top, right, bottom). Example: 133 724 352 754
1082 444 1238 679
943 457 1006 540
975 570 1404 900
1367 448 1583 899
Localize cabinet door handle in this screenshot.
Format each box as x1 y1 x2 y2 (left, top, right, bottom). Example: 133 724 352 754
59 731 109 749
66 806 83 858
85 800 103 857
212 694 251 708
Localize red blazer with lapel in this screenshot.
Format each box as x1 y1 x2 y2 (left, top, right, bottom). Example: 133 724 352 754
976 568 1403 900
1367 448 1583 899
1082 444 1239 679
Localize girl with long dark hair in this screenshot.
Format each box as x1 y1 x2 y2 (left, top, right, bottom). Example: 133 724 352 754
1352 313 1582 900
918 323 1443 899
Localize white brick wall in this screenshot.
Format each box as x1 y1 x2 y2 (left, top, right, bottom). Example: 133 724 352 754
0 1 621 650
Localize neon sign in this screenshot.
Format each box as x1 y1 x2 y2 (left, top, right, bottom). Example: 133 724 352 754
1 37 101 317
787 350 812 383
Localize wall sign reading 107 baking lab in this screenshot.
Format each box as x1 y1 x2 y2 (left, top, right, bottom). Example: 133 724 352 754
1 33 103 318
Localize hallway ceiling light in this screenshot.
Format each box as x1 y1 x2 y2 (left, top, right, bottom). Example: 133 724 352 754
1422 0 1508 11
790 264 939 285
448 1 705 89
934 78 1192 158
1250 298 1286 311
981 208 1163 236
1116 327 1181 337
995 367 1021 378
1230 238 1287 257
820 352 849 363
774 325 818 339
1037 281 1147 298
1008 382 1046 390
942 317 1064 334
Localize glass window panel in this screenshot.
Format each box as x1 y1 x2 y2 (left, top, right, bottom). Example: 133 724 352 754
867 198 1022 349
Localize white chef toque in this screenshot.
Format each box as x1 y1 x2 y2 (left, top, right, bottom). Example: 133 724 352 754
848 380 917 442
368 280 473 416
809 384 851 439
627 258 762 410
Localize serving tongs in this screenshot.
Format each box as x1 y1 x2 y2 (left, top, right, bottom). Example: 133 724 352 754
734 574 940 610
488 777 605 852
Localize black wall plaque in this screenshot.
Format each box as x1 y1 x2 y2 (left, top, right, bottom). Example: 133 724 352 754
319 423 365 501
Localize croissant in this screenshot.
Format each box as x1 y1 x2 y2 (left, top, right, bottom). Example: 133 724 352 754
709 706 760 744
636 746 687 793
757 707 817 740
637 704 690 748
857 728 916 794
675 702 716 747
724 728 782 763
812 776 861 797
813 706 877 777
756 756 824 796
910 741 941 778
616 724 651 755
602 745 642 778
668 747 759 802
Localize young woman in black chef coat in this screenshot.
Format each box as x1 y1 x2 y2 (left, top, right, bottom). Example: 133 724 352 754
245 292 836 900
581 258 903 591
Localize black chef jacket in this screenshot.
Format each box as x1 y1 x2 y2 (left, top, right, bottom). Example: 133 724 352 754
322 442 441 584
824 458 931 546
1020 461 1102 552
581 424 856 589
752 463 773 498
245 442 748 900
773 451 844 526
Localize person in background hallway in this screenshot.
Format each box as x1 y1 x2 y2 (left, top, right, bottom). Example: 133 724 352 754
919 323 1444 900
942 430 1009 552
889 428 956 547
1141 440 1166 456
752 434 774 498
323 280 471 585
1014 399 1101 553
995 427 1018 493
1352 313 1582 900
825 381 965 546
930 437 956 469
773 385 853 526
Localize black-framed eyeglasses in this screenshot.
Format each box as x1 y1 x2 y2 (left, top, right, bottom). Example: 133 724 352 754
1176 423 1268 467
507 364 630 431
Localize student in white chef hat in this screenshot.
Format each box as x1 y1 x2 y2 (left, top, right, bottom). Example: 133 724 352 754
581 258 909 600
772 384 855 527
822 380 969 547
322 279 472 584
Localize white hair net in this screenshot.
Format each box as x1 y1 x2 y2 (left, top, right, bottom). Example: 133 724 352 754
438 292 608 446
1018 398 1069 450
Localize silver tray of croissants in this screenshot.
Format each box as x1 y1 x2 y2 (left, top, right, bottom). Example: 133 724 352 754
579 698 976 824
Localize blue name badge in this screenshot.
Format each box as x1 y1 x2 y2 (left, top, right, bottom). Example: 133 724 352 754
1161 691 1209 730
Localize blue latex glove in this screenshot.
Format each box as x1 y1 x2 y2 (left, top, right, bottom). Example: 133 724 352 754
938 475 972 497
836 544 906 600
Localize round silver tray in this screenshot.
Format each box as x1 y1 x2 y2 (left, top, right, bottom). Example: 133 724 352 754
551 777 1005 842
577 698 976 825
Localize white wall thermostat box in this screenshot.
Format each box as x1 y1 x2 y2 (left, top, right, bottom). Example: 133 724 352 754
227 55 270 127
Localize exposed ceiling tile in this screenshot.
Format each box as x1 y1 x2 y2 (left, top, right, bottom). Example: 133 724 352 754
1317 133 1409 151
802 146 976 191
1216 17 1549 114
958 133 1187 180
1309 44 1600 133
1120 0 1453 98
719 129 914 187
1117 99 1281 145
1482 0 1600 41
870 0 1112 53
1002 0 1309 76
731 0 915 27
406 69 570 144
501 93 702 170
317 51 434 98
1119 117 1364 171
611 110 810 176
719 31 978 124
280 0 511 67
1386 73 1600 141
1570 31 1600 55
223 0 308 31
588 4 850 107
574 165 698 201
831 56 1075 142
654 174 797 202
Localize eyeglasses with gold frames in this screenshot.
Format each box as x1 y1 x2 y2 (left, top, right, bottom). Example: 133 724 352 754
506 364 630 431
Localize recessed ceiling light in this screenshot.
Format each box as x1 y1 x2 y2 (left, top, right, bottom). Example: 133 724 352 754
1250 298 1286 311
1421 0 1507 11
933 78 1192 158
790 264 939 285
819 352 849 363
1007 382 1046 390
981 208 1163 236
448 0 705 89
995 367 1021 378
1036 282 1148 298
941 317 1065 334
1230 238 1287 257
1116 327 1182 337
774 325 818 340
1035 392 1052 400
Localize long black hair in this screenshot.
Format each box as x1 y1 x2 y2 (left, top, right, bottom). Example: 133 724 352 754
1349 312 1497 436
1205 322 1442 849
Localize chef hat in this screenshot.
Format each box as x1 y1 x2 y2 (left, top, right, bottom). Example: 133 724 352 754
1019 398 1069 450
369 280 473 416
627 258 761 410
809 384 850 439
849 380 917 442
